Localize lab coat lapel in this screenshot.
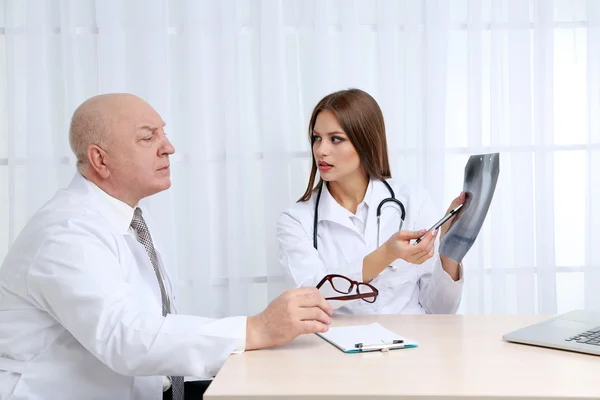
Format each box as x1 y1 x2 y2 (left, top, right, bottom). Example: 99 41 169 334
317 183 359 233
69 173 130 234
69 173 164 314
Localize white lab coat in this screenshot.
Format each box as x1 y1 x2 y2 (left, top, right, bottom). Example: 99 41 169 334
277 178 464 315
0 173 246 400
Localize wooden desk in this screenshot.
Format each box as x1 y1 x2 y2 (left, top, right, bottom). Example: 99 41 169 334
205 315 600 399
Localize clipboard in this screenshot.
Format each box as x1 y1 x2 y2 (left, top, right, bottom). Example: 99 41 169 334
316 322 418 353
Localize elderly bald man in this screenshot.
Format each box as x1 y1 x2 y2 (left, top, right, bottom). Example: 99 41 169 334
0 94 333 400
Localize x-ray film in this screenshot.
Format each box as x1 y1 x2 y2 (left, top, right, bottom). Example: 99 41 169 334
439 153 500 263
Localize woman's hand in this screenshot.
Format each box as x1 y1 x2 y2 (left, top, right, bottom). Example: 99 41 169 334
383 229 437 265
439 192 466 243
438 192 466 281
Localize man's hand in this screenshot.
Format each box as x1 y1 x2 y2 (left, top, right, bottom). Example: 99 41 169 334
245 287 334 350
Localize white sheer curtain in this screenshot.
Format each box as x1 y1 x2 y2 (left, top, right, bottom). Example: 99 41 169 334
1 0 598 317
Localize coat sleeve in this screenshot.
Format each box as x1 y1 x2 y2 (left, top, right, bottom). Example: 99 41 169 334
276 210 364 288
413 188 464 314
26 219 245 379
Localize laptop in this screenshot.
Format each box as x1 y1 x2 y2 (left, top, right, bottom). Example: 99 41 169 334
502 309 600 356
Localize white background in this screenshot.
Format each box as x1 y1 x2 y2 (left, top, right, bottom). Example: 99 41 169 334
1 0 599 317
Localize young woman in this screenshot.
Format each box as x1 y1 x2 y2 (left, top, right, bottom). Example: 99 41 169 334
276 88 465 314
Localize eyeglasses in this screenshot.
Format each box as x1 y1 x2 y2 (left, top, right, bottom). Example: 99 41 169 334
316 274 379 303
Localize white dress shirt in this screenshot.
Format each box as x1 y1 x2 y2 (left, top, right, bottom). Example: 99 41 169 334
277 178 464 315
0 173 246 400
87 180 174 391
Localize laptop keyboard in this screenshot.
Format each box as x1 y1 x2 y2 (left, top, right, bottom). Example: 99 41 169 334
565 326 600 345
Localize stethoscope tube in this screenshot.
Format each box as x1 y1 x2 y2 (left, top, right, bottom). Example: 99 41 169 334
313 179 406 250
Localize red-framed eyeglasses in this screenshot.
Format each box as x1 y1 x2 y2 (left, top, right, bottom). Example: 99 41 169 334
316 274 379 303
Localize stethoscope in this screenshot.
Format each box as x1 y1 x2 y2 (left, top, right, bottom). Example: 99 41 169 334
313 179 406 249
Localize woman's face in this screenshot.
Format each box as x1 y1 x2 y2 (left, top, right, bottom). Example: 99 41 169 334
312 110 362 183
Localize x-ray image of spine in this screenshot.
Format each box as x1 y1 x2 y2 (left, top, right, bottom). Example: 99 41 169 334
439 153 500 263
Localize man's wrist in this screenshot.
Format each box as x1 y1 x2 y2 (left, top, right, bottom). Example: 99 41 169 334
245 314 265 350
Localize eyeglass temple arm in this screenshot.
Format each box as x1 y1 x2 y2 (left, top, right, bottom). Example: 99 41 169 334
325 293 377 301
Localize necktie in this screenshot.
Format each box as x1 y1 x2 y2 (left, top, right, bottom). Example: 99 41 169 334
130 207 184 400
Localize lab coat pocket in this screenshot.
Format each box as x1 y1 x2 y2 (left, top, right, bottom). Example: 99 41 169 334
0 357 32 399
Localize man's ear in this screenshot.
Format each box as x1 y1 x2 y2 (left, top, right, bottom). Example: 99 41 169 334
88 145 110 179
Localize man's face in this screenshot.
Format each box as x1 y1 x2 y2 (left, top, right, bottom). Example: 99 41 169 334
104 100 175 203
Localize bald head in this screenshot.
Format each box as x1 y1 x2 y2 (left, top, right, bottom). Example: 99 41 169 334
67 93 174 206
69 93 147 173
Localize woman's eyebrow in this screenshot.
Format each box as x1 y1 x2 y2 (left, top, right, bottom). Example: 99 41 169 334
312 130 346 135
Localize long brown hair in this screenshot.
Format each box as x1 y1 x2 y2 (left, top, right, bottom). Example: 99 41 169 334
298 88 392 202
